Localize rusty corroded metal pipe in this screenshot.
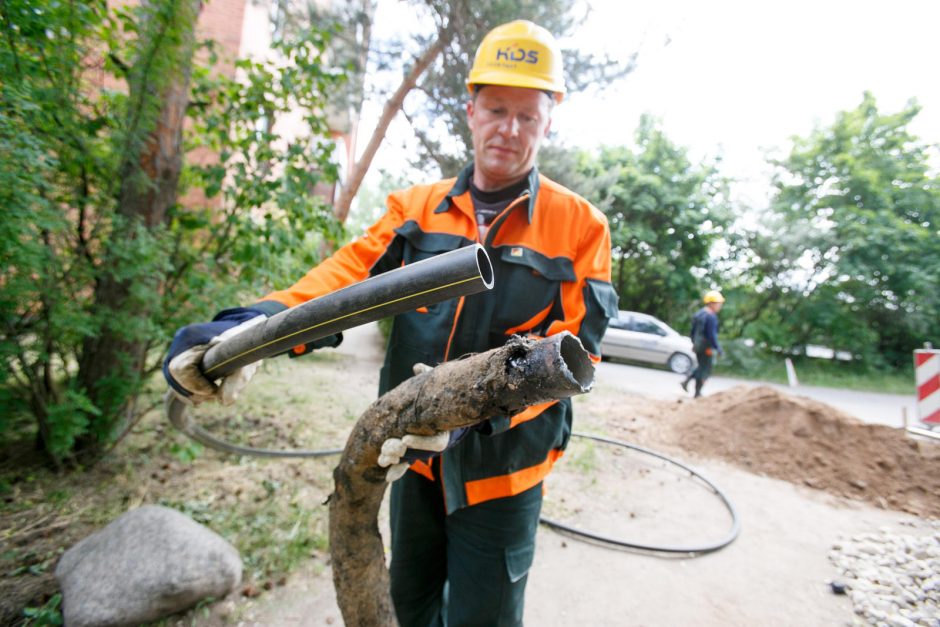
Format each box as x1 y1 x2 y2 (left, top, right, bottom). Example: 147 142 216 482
328 332 594 627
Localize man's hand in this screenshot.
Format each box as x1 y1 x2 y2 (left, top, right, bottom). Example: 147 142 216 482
163 308 268 405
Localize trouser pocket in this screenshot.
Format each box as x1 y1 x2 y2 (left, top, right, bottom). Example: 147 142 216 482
505 542 536 584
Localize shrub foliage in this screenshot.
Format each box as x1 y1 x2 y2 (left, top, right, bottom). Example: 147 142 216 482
0 0 345 465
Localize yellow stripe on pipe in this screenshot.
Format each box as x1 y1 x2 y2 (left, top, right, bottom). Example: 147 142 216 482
204 276 479 377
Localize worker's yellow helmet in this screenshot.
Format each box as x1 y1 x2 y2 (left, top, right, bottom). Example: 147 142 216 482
466 20 566 103
703 290 726 304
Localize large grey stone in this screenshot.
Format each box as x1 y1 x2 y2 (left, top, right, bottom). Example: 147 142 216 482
55 504 241 627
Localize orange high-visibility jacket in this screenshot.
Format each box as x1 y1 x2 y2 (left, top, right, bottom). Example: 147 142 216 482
263 165 618 512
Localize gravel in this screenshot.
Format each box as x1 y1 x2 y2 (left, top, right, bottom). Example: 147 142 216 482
829 520 940 626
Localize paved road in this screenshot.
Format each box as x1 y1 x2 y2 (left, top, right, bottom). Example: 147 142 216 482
596 359 919 428
342 323 921 429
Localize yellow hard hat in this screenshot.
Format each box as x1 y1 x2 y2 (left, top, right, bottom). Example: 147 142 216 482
703 290 726 304
466 20 566 103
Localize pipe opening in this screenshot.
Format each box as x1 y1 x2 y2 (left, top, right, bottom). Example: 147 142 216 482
559 334 595 391
476 246 494 289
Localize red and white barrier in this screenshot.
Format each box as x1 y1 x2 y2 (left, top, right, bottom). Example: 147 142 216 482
914 348 940 426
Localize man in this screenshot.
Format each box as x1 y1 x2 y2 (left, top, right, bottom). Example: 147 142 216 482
164 20 616 627
681 290 725 398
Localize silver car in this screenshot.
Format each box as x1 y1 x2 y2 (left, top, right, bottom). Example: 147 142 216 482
601 310 696 374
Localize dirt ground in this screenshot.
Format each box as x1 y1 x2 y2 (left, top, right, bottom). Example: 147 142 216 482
3 325 938 626
223 328 940 626
667 386 939 518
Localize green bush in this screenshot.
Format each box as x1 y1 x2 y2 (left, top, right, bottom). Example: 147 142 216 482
0 2 345 465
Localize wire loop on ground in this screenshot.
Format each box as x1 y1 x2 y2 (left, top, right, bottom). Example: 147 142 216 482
539 432 740 555
170 397 740 555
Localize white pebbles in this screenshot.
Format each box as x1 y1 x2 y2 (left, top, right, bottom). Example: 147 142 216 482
829 520 940 626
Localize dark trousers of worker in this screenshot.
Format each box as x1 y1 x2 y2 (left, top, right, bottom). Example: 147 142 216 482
389 465 543 627
686 349 713 396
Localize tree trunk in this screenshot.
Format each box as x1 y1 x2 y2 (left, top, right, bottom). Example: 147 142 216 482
332 22 455 223
328 333 594 626
77 0 201 453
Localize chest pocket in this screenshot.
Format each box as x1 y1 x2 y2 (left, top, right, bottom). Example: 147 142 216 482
491 245 576 333
395 220 471 265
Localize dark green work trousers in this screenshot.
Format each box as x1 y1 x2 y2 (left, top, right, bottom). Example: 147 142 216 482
692 349 713 386
389 466 543 627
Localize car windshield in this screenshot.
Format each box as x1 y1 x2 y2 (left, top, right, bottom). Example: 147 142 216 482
608 316 631 330
610 312 681 337
633 320 666 336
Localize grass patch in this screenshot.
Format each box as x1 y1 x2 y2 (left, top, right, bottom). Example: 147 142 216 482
161 494 328 583
565 437 598 476
22 593 61 626
720 356 914 394
716 338 915 394
0 351 376 625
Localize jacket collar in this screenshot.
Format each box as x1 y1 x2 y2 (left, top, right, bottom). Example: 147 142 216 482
434 164 540 222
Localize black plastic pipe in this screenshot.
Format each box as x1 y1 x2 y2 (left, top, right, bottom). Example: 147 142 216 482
540 433 740 555
168 244 493 458
202 244 493 379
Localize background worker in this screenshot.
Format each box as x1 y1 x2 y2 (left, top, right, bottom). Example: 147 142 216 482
163 19 617 627
681 290 725 398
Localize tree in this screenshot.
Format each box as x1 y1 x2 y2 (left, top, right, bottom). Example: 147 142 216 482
74 0 204 456
1 0 203 463
0 1 345 464
743 92 940 368
559 115 732 325
333 10 454 222
328 0 637 221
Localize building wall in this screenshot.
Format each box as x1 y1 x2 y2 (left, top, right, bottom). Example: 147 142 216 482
196 0 355 208
198 0 251 75
97 0 357 214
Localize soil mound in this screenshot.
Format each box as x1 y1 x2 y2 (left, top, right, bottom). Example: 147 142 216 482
668 386 940 518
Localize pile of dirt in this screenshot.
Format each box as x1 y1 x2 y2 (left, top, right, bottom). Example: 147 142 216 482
663 386 940 519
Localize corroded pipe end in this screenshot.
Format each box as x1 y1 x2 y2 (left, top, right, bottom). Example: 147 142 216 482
556 332 595 393
506 332 595 400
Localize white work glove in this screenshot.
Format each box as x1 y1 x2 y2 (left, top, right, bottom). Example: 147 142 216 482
377 362 454 482
378 432 452 482
166 315 266 406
